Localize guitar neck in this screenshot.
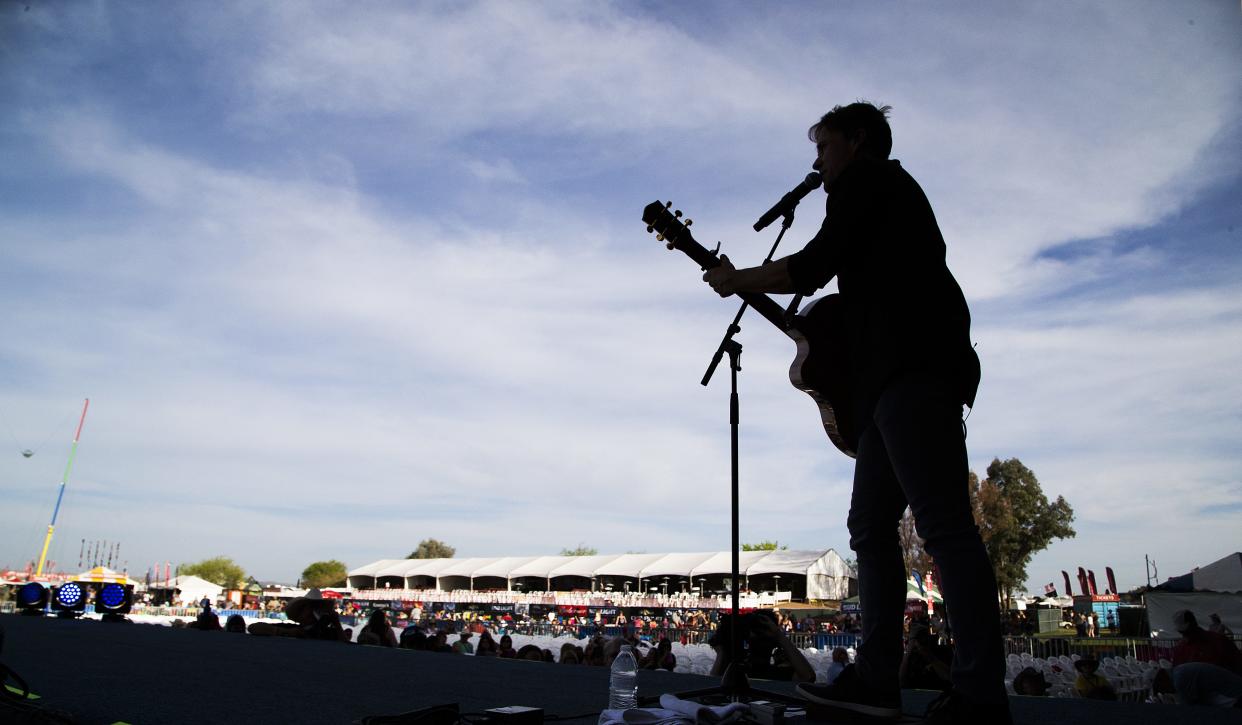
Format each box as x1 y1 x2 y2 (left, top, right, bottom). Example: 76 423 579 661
648 209 791 333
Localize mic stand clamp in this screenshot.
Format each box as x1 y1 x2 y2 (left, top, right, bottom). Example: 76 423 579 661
702 206 798 388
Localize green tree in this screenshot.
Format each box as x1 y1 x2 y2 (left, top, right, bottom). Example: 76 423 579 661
407 539 455 559
301 560 348 588
742 541 789 551
179 556 247 589
560 544 598 556
970 458 1075 607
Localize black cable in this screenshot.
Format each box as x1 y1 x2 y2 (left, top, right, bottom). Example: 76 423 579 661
0 661 78 724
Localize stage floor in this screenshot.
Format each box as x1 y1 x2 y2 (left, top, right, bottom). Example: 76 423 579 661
2 615 1239 724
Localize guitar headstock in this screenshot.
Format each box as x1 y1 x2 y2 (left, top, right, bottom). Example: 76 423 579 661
642 200 695 251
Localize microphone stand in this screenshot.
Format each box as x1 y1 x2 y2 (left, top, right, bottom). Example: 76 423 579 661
674 204 807 705
700 208 799 389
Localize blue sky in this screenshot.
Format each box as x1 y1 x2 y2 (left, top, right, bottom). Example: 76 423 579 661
1 1 1239 591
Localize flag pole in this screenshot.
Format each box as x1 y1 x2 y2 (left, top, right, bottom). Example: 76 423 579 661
35 398 89 577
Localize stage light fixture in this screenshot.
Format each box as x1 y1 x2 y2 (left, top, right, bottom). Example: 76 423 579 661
51 581 87 617
96 582 133 614
17 582 49 614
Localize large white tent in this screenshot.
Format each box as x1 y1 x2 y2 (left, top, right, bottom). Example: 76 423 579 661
1146 552 1242 638
348 549 854 600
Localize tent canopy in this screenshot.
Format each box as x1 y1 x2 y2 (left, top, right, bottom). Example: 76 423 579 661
689 551 771 577
347 549 855 598
74 566 142 587
473 557 544 578
592 554 668 578
155 575 223 603
639 553 717 578
906 576 943 603
548 555 624 579
1155 552 1242 593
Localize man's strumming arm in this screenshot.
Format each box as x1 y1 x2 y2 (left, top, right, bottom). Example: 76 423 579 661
728 256 798 295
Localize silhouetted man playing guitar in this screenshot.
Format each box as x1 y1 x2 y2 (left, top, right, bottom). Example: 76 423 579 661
704 102 1009 724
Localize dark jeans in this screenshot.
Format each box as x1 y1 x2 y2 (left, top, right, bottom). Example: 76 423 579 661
847 373 1005 704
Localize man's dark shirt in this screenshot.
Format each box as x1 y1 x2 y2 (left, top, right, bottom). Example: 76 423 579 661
786 158 979 415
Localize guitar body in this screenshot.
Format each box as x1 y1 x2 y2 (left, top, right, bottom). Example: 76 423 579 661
642 200 859 458
787 295 858 458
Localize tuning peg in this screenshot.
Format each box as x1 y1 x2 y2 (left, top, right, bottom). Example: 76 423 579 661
646 225 654 233
674 209 683 218
656 233 665 242
685 219 693 227
666 241 676 250
665 201 672 209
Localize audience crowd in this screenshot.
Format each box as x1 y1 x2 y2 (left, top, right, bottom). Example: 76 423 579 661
133 588 1242 710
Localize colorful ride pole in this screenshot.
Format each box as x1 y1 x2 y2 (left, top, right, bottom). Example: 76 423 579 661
35 398 89 577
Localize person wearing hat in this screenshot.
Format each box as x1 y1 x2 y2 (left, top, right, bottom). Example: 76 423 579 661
248 588 347 641
708 610 815 683
1170 609 1242 707
1073 656 1116 700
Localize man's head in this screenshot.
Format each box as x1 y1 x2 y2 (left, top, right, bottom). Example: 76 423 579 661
809 102 893 189
1013 667 1051 696
1074 656 1100 674
1174 609 1199 634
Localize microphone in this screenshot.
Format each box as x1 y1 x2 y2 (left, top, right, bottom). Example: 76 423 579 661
752 172 823 232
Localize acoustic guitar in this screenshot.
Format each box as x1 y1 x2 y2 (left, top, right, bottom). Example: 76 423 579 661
642 200 858 458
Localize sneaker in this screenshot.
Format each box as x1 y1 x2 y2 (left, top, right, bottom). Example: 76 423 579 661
922 689 1013 725
795 664 901 721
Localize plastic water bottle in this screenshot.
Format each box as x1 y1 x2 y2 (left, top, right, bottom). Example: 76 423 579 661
609 644 639 709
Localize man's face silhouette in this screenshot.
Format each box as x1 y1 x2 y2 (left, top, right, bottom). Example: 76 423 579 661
813 129 862 191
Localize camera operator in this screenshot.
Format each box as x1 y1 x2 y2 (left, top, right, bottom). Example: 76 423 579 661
709 610 815 683
898 624 953 691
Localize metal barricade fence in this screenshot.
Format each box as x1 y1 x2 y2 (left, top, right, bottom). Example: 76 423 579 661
483 623 861 650
1003 636 1181 662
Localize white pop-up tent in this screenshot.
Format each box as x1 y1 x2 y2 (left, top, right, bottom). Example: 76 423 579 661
161 575 224 605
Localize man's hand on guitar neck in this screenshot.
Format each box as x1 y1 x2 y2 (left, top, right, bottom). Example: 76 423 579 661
703 255 797 297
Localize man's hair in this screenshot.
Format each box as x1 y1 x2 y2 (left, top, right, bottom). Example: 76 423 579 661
808 102 893 159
